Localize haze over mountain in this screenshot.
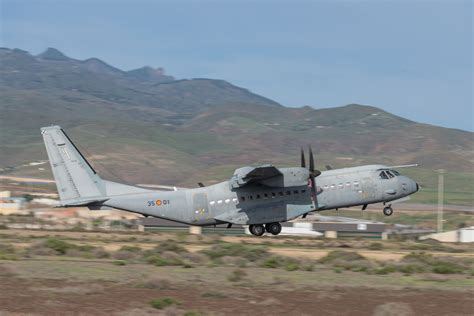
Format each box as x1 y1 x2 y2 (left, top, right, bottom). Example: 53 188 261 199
0 48 472 204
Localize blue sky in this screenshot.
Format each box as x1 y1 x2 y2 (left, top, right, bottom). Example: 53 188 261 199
2 0 472 131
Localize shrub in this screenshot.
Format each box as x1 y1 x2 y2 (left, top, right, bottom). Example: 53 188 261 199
319 251 365 264
0 243 15 254
368 242 384 251
154 240 188 253
432 262 463 274
202 243 267 262
261 257 280 269
119 245 142 253
113 250 137 261
113 260 126 266
141 278 173 290
397 264 425 275
184 311 206 316
201 291 227 299
285 262 299 271
91 248 110 259
227 269 247 282
374 265 396 275
149 297 180 310
43 238 74 255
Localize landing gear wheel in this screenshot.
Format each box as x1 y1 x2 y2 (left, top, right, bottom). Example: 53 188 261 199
265 222 282 235
383 206 393 216
249 224 265 236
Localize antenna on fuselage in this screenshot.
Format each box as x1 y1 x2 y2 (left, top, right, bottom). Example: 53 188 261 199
386 164 419 169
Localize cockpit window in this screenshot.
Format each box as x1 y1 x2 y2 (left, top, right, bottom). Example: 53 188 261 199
386 171 395 178
379 171 388 179
391 170 400 176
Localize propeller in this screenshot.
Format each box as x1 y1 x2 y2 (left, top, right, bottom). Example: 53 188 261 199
301 146 321 209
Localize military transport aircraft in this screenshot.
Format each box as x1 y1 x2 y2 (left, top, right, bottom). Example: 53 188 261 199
41 126 419 236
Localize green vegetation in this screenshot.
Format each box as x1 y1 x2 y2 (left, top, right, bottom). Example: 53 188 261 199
318 250 472 275
227 269 247 282
183 311 206 316
201 242 268 262
0 243 17 260
149 297 180 310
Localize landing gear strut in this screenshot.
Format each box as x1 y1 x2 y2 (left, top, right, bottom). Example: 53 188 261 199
265 222 282 235
383 205 393 216
249 224 265 236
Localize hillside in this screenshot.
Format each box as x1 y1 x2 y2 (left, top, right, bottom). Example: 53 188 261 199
0 47 473 205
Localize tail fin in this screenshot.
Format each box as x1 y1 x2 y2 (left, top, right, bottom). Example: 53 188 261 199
41 126 105 205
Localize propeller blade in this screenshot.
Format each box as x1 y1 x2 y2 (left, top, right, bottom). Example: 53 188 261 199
308 146 322 177
300 147 306 168
309 146 314 173
310 174 318 208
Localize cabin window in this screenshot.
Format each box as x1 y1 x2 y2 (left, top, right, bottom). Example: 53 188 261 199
323 185 328 189
248 195 253 200
338 183 343 189
353 181 360 188
330 184 335 189
239 197 244 202
301 189 306 194
286 190 291 195
271 192 276 198
346 182 351 187
278 191 284 196
264 193 269 199
225 199 230 204
210 201 215 205
232 198 238 203
256 194 261 199
293 190 298 194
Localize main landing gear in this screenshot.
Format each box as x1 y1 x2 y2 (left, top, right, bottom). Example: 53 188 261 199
249 222 282 236
383 205 393 216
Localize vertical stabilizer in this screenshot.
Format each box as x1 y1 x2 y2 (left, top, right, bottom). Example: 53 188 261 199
41 126 105 203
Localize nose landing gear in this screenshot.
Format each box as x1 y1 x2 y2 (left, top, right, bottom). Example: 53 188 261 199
383 205 393 216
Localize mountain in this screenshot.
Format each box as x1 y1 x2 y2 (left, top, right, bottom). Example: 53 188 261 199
0 47 473 205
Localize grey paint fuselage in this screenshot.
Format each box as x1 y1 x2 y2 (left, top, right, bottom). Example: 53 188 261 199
103 164 418 226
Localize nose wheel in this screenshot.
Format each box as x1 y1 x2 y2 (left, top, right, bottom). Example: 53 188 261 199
383 206 393 216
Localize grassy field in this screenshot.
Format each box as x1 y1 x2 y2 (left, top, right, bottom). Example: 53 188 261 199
1 230 473 315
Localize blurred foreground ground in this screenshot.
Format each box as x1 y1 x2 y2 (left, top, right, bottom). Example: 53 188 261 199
0 230 473 315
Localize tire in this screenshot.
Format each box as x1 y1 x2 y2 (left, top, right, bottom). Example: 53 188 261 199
266 222 282 235
383 207 393 216
250 224 265 236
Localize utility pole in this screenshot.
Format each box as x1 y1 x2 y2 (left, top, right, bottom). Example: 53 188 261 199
437 169 445 233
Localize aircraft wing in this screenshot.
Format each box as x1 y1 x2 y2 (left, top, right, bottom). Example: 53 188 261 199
229 164 282 189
